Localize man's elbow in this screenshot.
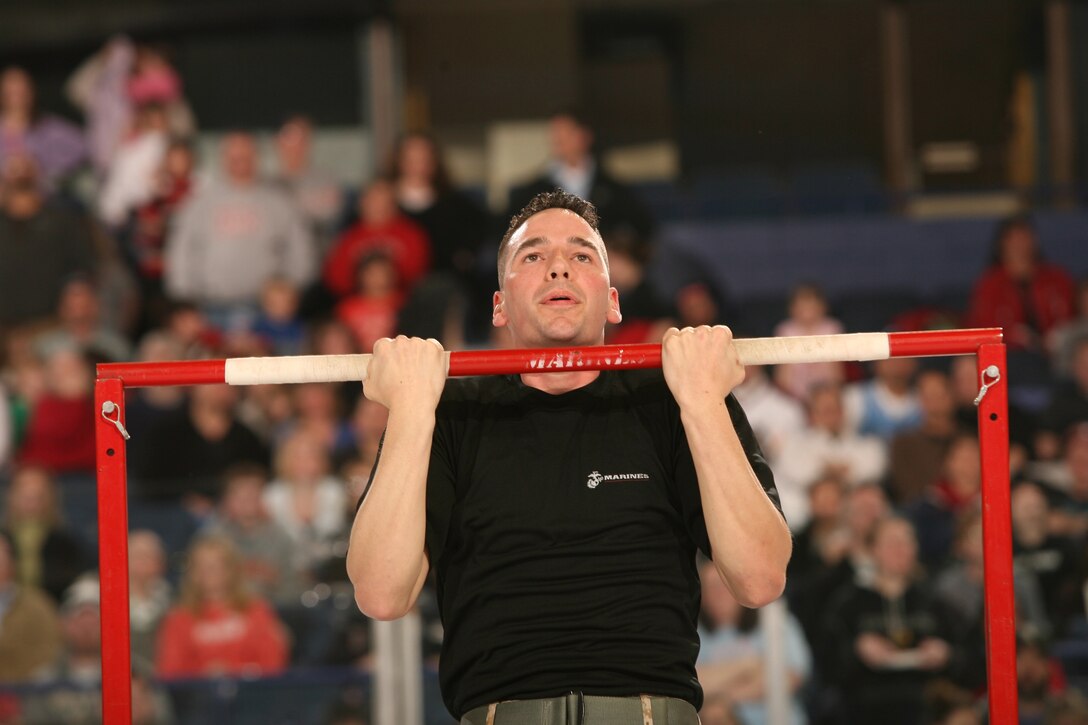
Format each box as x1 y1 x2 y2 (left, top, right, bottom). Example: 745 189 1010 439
353 585 413 621
728 569 787 609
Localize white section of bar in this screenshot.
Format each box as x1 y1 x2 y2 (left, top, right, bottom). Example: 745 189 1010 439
223 334 891 385
734 332 890 366
225 353 373 385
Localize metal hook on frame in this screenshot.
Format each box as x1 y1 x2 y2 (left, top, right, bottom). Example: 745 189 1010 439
973 364 1002 406
101 401 131 440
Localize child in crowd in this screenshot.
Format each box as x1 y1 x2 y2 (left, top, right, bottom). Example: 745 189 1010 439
774 283 845 400
203 464 303 607
263 429 347 579
252 276 307 356
335 252 403 354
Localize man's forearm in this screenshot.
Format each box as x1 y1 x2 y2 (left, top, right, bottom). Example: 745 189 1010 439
347 407 434 619
682 400 792 607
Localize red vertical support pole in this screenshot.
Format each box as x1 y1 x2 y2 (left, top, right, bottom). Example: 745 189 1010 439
95 378 132 725
977 344 1017 724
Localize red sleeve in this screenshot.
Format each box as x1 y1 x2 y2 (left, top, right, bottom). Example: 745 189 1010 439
245 601 289 674
155 609 195 680
323 227 362 298
966 269 1007 329
1039 265 1077 332
16 397 95 473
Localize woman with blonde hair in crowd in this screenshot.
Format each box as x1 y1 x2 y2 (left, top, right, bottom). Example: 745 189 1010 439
155 535 288 679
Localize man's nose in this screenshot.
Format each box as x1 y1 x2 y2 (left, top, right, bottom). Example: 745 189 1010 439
548 257 570 279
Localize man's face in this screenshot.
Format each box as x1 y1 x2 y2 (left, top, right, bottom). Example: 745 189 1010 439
399 136 436 180
493 208 620 348
221 134 257 184
917 371 954 419
872 519 918 578
0 68 33 114
223 478 264 523
549 115 592 166
276 119 311 163
9 468 51 520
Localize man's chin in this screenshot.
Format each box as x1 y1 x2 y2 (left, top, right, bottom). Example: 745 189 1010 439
522 325 588 348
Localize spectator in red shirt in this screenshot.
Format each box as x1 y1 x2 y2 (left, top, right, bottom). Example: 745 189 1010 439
967 215 1075 351
16 346 95 474
155 534 289 680
322 179 430 299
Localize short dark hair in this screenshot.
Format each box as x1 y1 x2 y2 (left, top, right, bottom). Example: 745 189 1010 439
497 190 601 286
550 105 592 131
989 213 1039 266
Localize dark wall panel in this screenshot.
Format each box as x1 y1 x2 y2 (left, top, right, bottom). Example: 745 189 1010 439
175 29 363 128
679 2 883 173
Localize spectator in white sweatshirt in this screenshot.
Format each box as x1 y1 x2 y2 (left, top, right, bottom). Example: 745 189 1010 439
773 381 888 531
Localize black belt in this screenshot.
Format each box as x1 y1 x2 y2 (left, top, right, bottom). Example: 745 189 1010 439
460 693 700 725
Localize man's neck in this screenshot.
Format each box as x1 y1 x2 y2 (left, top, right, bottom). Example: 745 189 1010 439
512 332 607 394
520 369 600 395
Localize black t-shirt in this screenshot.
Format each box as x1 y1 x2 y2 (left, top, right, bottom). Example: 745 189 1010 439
365 369 780 718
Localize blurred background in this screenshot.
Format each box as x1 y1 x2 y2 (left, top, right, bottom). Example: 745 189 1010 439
0 1 1087 724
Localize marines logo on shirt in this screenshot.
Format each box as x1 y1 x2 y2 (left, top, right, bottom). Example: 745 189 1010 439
586 470 650 488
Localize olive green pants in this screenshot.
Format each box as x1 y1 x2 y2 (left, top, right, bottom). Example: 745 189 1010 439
460 693 701 725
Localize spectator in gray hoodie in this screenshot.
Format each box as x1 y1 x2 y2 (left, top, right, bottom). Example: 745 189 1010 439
165 132 314 332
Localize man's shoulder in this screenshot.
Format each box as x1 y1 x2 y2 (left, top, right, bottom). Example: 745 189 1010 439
438 375 514 407
609 368 671 397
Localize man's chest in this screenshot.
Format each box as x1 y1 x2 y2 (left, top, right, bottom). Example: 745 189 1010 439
450 406 683 552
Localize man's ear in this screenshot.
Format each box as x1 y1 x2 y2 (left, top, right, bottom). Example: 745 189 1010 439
607 287 622 325
492 290 507 328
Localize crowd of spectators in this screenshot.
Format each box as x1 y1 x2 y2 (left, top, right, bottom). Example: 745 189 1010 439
1 38 1088 725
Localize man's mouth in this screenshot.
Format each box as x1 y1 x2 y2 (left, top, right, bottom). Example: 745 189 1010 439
541 291 579 306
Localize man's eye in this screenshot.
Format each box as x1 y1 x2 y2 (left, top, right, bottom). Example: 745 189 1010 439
524 253 540 262
575 254 591 262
